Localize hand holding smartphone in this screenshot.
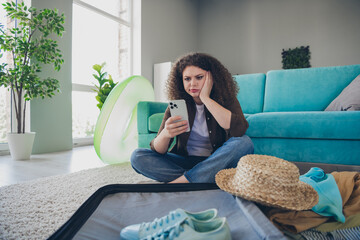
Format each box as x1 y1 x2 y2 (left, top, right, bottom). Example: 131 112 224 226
169 99 190 132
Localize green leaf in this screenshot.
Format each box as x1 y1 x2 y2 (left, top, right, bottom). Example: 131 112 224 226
92 64 102 72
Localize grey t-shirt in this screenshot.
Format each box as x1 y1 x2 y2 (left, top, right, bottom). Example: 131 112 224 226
187 104 213 156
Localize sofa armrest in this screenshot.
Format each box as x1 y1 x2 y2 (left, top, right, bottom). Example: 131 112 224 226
137 101 168 134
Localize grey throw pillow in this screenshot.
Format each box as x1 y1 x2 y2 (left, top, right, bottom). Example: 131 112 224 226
325 74 360 111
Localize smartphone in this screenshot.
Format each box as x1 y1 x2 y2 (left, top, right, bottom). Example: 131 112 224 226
169 99 190 132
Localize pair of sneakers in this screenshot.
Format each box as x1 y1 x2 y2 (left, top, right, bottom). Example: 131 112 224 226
120 208 232 240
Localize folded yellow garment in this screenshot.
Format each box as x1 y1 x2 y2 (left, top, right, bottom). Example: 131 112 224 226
315 210 360 232
332 172 360 217
262 171 360 233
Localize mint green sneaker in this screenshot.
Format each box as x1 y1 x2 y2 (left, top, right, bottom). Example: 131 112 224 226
141 217 232 240
120 208 218 240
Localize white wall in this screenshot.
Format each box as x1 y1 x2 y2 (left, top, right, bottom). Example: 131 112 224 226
141 0 199 84
142 0 360 77
31 0 73 153
197 0 360 74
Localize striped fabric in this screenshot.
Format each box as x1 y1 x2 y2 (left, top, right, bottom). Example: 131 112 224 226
300 226 360 240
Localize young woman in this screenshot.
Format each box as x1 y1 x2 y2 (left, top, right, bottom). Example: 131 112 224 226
131 52 253 183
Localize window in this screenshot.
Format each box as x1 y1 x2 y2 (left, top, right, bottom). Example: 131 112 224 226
72 0 131 146
0 88 11 145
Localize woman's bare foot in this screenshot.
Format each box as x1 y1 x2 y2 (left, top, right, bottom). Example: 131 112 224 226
169 175 189 183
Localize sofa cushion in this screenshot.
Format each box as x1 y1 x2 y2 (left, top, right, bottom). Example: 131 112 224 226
263 64 360 112
243 113 252 119
325 74 360 111
246 111 360 140
148 113 164 132
234 73 266 114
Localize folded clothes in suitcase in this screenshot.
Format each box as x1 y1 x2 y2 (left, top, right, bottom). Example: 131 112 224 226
48 183 287 240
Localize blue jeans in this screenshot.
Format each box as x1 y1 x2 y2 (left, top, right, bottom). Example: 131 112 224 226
130 135 254 183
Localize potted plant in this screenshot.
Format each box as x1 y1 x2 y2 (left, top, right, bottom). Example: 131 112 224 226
92 63 118 110
282 46 311 69
0 1 65 160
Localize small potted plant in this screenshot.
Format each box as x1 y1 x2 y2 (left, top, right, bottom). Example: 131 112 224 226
0 1 65 160
281 46 311 69
92 63 118 110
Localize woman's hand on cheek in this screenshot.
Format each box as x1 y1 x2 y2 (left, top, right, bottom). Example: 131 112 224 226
200 71 213 101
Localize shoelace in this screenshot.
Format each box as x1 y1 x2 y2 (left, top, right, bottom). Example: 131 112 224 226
141 211 182 233
141 221 186 240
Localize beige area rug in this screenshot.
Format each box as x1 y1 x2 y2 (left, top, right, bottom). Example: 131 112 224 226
0 163 152 240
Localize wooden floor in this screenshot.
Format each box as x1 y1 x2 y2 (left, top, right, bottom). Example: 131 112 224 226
0 145 106 187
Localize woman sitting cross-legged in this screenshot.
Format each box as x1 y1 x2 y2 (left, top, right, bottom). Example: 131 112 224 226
131 52 254 183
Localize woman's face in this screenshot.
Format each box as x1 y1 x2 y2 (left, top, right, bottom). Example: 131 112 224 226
182 65 207 102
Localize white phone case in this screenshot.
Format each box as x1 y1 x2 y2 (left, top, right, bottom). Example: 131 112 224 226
169 99 190 132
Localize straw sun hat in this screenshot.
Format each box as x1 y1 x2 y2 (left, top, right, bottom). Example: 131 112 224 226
215 154 319 211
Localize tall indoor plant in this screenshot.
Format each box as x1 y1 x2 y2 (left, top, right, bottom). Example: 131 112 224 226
0 1 65 159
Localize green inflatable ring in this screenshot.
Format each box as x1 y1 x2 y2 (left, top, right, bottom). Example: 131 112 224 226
94 75 155 164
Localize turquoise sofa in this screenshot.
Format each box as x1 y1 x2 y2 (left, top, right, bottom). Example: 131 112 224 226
137 64 360 166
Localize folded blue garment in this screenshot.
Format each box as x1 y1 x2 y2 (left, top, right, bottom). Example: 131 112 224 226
300 167 345 223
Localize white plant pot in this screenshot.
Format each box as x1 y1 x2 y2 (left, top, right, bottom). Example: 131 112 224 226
7 132 36 160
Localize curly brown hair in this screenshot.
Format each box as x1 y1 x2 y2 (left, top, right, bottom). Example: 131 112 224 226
166 52 239 107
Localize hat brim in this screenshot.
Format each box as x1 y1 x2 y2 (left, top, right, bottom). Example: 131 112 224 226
215 168 318 211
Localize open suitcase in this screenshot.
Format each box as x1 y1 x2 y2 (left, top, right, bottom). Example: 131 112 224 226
48 183 288 240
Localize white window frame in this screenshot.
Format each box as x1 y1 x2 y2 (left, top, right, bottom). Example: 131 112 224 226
72 0 133 147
